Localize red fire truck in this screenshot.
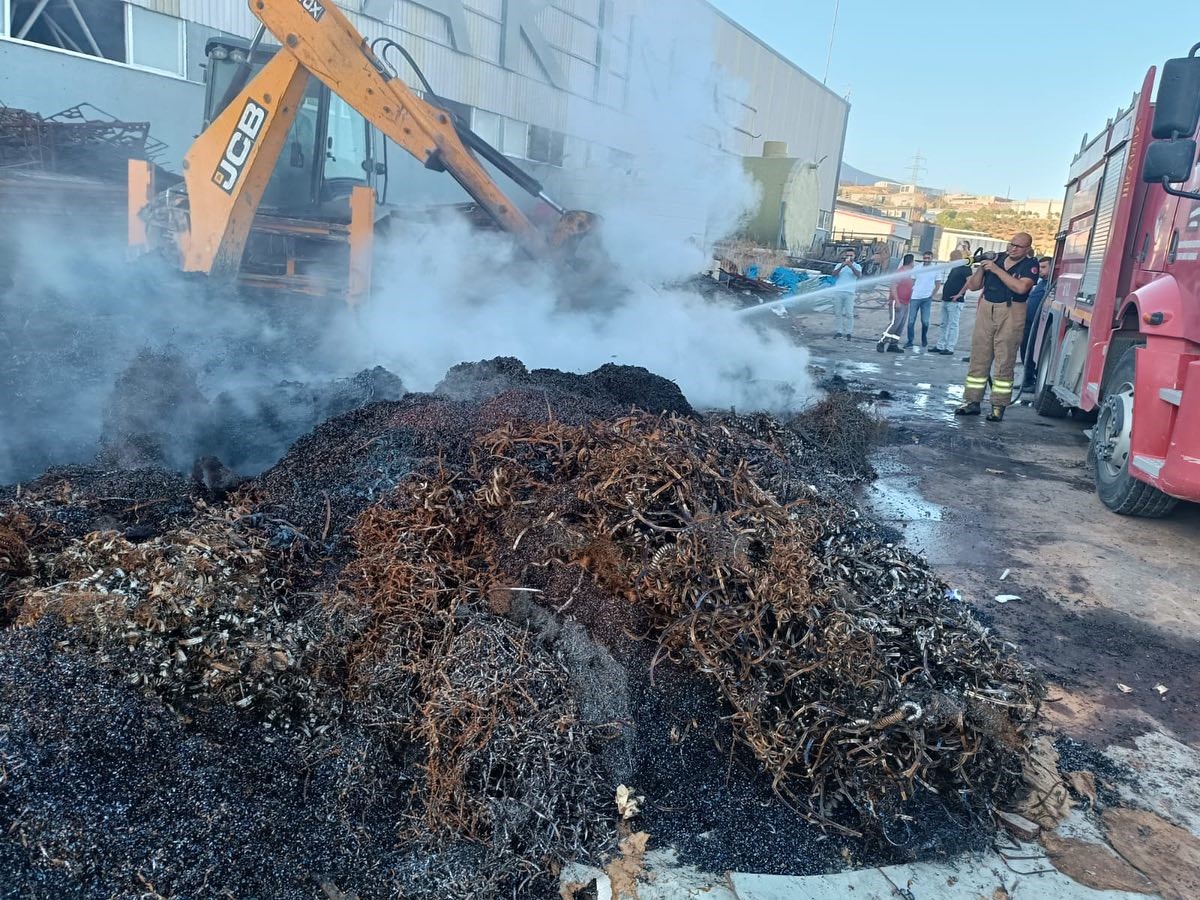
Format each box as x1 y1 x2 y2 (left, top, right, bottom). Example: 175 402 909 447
1030 43 1200 517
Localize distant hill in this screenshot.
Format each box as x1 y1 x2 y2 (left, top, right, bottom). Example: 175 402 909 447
839 163 896 186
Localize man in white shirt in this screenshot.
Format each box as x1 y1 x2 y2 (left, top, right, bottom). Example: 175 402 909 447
830 250 861 341
905 251 941 350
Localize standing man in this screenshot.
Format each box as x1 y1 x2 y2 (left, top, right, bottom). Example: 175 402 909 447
905 251 941 350
878 253 915 353
931 249 971 355
831 249 862 341
955 234 1040 421
1020 256 1053 390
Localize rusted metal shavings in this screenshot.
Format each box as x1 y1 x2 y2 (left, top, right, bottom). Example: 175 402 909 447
0 375 1041 897
10 503 324 734
348 410 1042 838
323 467 613 891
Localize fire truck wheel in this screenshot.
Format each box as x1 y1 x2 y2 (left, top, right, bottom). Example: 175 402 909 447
1033 326 1068 418
1092 346 1178 518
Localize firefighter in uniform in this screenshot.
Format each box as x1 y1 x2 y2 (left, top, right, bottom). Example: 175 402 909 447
955 233 1040 422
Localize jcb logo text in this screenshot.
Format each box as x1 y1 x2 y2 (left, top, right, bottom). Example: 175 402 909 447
212 100 267 194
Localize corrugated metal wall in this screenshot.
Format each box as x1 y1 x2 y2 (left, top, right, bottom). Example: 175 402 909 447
164 2 845 197
23 0 847 225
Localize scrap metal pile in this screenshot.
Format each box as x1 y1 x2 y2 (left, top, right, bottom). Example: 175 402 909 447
0 361 1043 898
0 102 164 177
0 102 168 239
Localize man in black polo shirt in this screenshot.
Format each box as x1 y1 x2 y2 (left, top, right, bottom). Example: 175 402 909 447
931 249 971 355
954 233 1040 421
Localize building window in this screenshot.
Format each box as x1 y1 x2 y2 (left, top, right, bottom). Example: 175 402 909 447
817 210 834 231
526 125 564 167
471 109 501 148
608 147 635 172
4 1 185 78
125 5 184 77
501 118 528 159
6 0 126 62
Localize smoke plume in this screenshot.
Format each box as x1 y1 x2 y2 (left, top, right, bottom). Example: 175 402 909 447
0 0 812 485
322 0 808 411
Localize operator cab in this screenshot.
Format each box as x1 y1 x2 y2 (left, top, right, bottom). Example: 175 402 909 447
203 37 379 220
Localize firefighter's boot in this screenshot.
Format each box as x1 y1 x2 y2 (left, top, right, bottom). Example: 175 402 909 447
955 401 981 416
986 404 1005 422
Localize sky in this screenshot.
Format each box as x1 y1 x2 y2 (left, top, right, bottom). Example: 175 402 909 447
708 0 1200 199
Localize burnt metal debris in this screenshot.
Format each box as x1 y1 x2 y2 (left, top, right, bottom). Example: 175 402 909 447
0 102 164 179
0 364 1043 898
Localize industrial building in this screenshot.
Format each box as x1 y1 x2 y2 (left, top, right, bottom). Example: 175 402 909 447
0 0 849 248
831 201 912 261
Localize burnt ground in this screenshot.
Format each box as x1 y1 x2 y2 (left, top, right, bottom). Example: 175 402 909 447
791 298 1200 756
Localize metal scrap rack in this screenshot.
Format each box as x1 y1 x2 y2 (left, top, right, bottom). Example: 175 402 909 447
0 101 165 179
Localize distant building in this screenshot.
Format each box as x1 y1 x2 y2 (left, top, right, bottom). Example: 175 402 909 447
832 201 912 260
937 228 1007 261
942 192 1013 210
838 184 895 206
899 183 945 199
1012 198 1065 219
879 190 931 222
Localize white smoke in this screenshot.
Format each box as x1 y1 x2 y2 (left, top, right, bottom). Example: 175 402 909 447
1 0 816 484
570 4 762 284
328 0 810 411
325 213 805 411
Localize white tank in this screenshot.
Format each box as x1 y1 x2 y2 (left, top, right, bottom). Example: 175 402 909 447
741 141 821 254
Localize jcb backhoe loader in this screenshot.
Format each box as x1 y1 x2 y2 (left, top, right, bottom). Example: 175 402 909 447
129 0 596 305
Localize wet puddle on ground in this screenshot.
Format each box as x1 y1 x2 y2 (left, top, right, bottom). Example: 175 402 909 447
872 382 966 427
811 351 967 427
866 475 943 523
835 360 883 377
862 461 945 554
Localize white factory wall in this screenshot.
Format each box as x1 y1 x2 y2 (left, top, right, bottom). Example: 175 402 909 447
3 0 847 243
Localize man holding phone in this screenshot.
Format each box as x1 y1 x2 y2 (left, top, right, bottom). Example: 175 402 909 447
831 250 862 340
905 251 941 350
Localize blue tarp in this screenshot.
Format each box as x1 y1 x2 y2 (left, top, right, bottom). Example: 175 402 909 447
739 266 827 296
768 267 803 294
764 267 833 296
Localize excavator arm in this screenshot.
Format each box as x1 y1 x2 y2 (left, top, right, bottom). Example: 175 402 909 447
163 0 591 281
254 0 548 251
176 47 311 277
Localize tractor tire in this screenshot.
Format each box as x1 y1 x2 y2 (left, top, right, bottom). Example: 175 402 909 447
1092 346 1178 518
1033 325 1068 418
